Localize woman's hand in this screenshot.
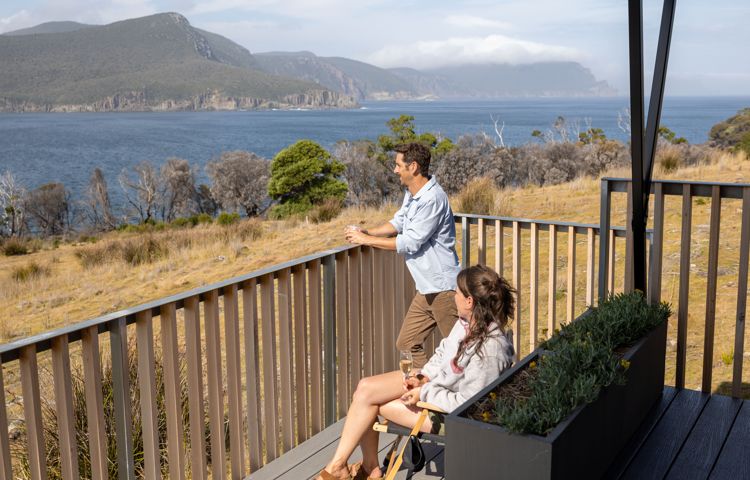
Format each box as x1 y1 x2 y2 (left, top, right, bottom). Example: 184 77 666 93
401 386 421 406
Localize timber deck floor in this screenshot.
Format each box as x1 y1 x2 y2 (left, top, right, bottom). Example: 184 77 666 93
249 386 750 479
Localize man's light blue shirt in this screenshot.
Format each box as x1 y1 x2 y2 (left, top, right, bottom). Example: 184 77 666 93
390 176 461 294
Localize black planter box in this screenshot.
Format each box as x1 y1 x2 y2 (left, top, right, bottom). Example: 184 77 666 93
445 320 667 479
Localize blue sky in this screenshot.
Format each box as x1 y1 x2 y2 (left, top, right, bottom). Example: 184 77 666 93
1 0 748 95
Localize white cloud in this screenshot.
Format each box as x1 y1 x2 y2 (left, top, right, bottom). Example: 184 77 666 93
444 14 511 30
0 9 33 33
367 34 583 70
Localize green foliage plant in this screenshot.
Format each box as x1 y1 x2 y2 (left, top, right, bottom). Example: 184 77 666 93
217 212 240 226
471 292 670 435
267 140 347 219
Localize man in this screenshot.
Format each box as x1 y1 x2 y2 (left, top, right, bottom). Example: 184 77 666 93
345 142 460 368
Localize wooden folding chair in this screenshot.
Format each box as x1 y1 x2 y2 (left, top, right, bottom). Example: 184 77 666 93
373 401 446 480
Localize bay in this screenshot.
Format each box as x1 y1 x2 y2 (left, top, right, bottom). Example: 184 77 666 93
0 96 747 213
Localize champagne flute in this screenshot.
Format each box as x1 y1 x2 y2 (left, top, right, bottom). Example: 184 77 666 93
399 350 413 380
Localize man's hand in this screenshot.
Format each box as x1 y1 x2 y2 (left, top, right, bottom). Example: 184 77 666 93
345 229 370 245
401 386 421 406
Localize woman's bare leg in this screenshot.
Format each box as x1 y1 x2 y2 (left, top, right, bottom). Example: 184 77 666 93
379 399 434 434
321 371 405 478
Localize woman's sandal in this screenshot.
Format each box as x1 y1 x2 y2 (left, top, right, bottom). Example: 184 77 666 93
350 463 383 480
317 466 353 480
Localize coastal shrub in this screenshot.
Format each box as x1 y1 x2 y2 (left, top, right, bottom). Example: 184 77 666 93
3 238 29 256
470 292 670 435
121 237 168 265
268 140 347 219
217 212 240 226
11 261 51 282
308 197 344 223
207 151 270 217
454 178 497 215
191 213 213 225
169 217 191 228
74 241 122 268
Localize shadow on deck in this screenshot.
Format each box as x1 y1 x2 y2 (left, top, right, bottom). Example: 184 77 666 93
250 386 750 480
248 419 445 480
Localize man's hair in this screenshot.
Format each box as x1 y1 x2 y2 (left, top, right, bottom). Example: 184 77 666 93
394 143 431 177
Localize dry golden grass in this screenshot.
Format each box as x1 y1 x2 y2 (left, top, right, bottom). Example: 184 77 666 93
0 206 394 341
1 150 749 396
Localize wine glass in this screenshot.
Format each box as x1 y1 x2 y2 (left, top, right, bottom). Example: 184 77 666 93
399 350 413 380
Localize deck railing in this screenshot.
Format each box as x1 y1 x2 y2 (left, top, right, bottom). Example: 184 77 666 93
0 245 415 480
1 178 748 479
601 178 749 397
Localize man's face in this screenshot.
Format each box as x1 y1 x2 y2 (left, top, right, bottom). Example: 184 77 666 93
393 153 415 187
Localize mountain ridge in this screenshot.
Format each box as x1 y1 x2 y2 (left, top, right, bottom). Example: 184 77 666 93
0 13 355 112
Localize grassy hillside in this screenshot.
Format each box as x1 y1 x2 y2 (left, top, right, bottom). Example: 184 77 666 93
1 152 749 395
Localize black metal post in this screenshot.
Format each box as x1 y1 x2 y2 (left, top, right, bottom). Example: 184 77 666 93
628 0 647 293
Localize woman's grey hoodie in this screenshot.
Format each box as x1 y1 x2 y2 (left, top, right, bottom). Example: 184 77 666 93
419 319 514 412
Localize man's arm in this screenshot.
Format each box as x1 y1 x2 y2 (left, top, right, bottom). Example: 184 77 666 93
364 222 398 238
345 227 397 250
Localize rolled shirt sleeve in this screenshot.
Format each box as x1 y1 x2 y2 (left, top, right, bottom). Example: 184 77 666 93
395 198 442 255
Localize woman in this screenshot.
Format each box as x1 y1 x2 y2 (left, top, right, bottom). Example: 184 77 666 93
319 265 515 480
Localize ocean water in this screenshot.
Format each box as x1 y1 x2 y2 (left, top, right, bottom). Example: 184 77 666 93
0 96 747 211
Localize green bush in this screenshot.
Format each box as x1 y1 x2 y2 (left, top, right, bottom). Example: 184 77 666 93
308 198 344 224
11 262 51 282
217 212 241 226
169 217 191 228
268 140 347 218
191 213 213 225
471 292 670 435
3 238 29 256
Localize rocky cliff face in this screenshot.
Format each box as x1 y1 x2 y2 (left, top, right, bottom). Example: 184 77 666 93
0 89 357 112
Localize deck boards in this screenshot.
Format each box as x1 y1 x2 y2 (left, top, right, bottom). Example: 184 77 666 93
249 387 749 480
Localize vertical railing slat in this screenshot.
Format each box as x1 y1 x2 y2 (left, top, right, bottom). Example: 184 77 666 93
495 219 504 276
372 249 385 375
308 260 323 434
348 249 362 395
512 221 522 357
382 251 395 372
702 185 722 393
135 311 161 480
361 247 374 378
586 228 596 306
223 285 246 477
608 231 616 295
205 290 227 478
461 216 470 267
0 365 11 480
676 183 693 389
478 218 486 265
277 269 295 452
335 252 349 416
322 255 337 426
567 227 576 324
51 335 79 480
529 222 539 350
292 265 310 441
648 183 665 303
598 179 611 301
82 326 108 480
548 224 557 338
19 345 46 480
260 275 279 460
109 317 135 480
241 281 262 471
161 303 186 480
625 183 634 293
732 188 750 397
185 296 208 480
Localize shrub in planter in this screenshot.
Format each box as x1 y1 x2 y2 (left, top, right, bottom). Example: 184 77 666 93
446 292 671 479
